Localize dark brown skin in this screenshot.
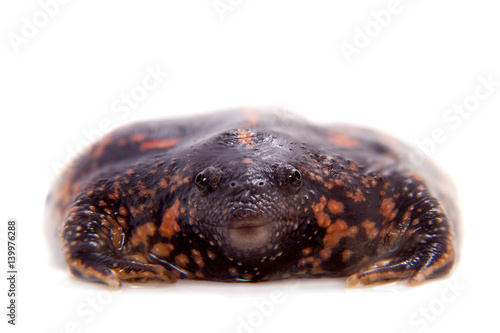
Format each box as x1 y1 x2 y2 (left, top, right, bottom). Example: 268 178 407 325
48 108 458 288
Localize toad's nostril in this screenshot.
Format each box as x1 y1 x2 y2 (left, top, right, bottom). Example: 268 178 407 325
228 179 267 192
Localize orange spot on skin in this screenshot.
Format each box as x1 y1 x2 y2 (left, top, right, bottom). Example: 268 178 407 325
328 131 361 147
169 174 191 192
323 219 358 248
347 189 365 202
118 138 127 147
129 205 143 217
159 199 181 238
191 249 205 268
92 135 113 159
108 193 119 200
139 186 156 197
130 222 156 247
313 197 358 248
324 178 344 190
141 138 180 150
319 248 331 260
237 129 255 149
242 158 253 164
207 251 216 260
312 196 331 228
175 253 189 267
348 160 359 171
380 198 397 219
159 179 169 188
298 256 324 273
119 206 128 216
327 200 345 215
302 247 313 256
361 220 379 240
342 249 353 263
131 133 146 142
361 175 376 187
151 242 174 258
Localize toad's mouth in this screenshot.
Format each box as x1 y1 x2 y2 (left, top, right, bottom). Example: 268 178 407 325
225 217 273 252
228 217 269 229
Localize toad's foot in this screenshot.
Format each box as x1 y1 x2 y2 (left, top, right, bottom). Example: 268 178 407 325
346 233 455 287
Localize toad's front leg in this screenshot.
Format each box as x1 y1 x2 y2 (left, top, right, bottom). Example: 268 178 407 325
61 197 177 288
347 183 456 287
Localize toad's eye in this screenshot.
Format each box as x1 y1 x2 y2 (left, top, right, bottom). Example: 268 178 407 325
194 167 221 195
276 165 303 192
288 169 302 189
195 172 208 190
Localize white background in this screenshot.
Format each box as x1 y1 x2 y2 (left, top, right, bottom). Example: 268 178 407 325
1 1 499 332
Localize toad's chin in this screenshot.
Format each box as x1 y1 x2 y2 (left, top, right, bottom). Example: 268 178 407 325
225 218 273 253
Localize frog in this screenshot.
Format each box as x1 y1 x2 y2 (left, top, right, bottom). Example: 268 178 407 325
47 108 458 288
